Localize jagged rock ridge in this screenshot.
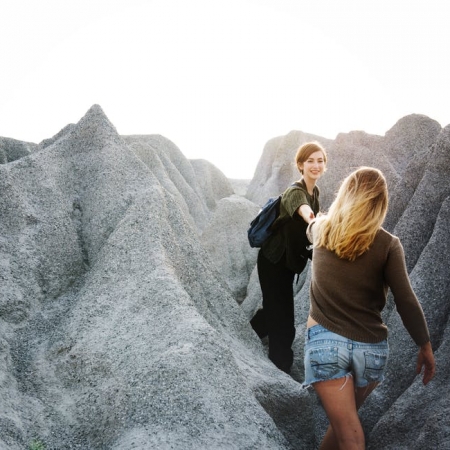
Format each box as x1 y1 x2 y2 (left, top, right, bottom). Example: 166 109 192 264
1 106 449 449
0 105 308 450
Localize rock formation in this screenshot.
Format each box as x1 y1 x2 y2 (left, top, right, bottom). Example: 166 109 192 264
0 105 311 450
1 105 448 449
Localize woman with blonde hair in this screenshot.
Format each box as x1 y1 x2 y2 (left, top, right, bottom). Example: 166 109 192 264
303 167 435 450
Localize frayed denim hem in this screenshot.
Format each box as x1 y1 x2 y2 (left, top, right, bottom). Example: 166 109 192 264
302 372 353 390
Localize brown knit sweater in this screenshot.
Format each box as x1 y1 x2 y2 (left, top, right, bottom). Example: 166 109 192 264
307 224 430 346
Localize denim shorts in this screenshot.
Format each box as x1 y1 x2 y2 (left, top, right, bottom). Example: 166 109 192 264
303 324 389 388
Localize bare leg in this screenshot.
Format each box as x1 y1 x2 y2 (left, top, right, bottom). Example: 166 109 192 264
354 383 379 410
318 426 339 450
314 378 378 450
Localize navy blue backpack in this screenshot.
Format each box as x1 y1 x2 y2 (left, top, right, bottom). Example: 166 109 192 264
247 194 282 248
247 183 299 248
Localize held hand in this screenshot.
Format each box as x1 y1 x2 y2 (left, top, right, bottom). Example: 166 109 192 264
416 341 436 385
298 205 315 224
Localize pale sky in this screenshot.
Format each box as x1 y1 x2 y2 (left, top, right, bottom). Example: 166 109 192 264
1 0 449 179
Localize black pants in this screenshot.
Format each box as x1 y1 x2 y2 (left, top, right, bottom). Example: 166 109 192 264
251 250 296 374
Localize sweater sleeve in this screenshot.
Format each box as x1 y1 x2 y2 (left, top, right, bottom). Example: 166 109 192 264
282 186 310 217
384 237 430 346
306 219 316 244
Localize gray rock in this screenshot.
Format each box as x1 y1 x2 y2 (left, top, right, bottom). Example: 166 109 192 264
228 178 251 197
1 104 449 449
201 195 259 303
123 135 211 232
0 137 37 164
0 105 311 450
393 124 450 270
190 158 235 211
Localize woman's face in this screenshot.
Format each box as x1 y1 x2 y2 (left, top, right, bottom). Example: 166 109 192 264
298 150 326 182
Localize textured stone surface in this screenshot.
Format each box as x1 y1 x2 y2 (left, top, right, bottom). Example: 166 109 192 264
0 137 36 164
0 105 310 450
201 194 259 303
1 105 449 449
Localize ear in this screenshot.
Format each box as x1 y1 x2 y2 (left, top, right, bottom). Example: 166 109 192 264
297 161 303 173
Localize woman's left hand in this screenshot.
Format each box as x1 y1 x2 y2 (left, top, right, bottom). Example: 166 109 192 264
416 341 436 385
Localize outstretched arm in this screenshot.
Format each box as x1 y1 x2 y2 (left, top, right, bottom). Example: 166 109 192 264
416 341 436 385
298 204 315 224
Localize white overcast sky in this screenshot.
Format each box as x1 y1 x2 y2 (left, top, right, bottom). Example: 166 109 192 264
1 0 449 178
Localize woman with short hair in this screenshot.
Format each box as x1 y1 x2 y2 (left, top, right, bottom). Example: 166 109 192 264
251 141 327 374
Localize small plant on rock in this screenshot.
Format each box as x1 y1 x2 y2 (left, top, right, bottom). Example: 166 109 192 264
29 439 46 450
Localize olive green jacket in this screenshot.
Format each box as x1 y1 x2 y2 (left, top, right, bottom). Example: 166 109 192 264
262 179 319 273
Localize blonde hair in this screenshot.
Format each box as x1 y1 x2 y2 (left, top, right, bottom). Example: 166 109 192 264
295 141 327 174
314 167 388 261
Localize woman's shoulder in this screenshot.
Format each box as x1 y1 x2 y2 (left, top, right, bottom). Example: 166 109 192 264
376 228 402 249
283 181 307 200
290 180 306 191
378 227 398 239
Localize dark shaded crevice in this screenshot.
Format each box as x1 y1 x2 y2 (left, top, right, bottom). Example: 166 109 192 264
71 196 90 270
